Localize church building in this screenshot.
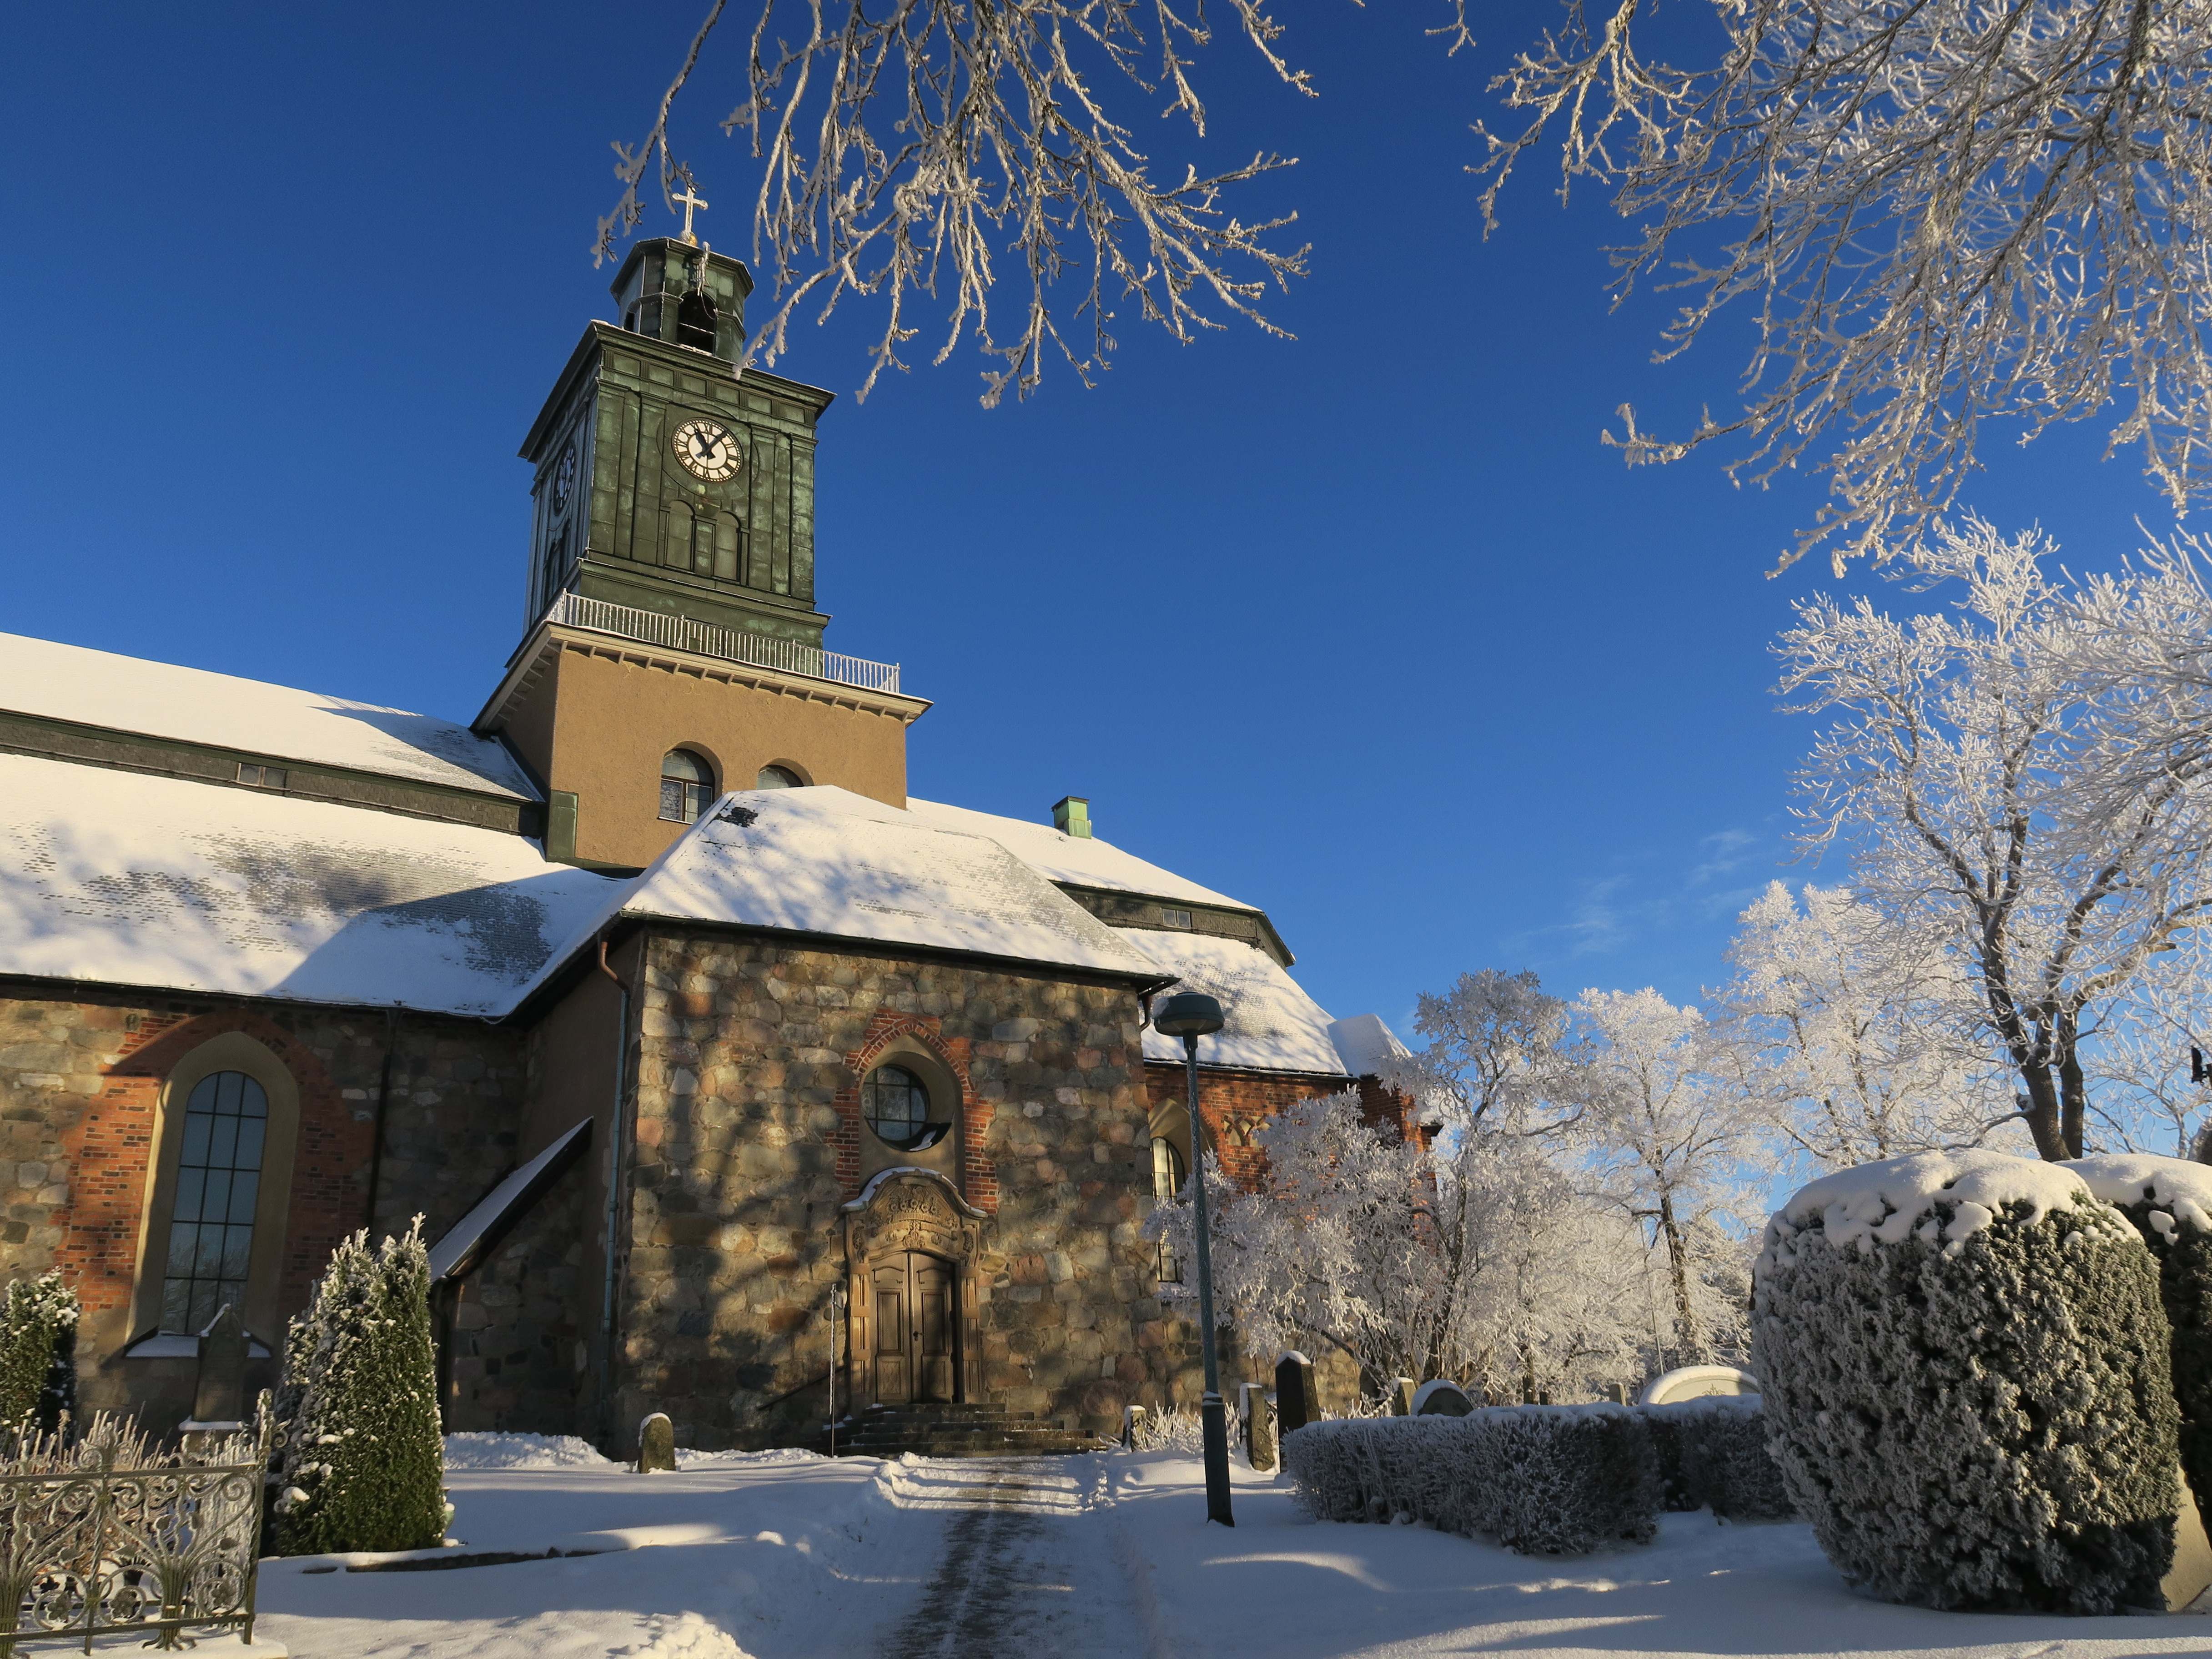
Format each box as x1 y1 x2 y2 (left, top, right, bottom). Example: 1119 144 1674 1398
0 234 1405 1451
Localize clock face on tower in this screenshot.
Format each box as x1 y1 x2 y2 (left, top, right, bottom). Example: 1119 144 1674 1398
673 419 744 482
551 444 577 515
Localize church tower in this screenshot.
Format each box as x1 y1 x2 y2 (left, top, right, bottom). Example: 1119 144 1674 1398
475 231 928 870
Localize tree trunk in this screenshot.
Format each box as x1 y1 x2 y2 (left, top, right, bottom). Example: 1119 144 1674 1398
2016 1061 2069 1161
1656 1193 1709 1364
2057 1007 2087 1159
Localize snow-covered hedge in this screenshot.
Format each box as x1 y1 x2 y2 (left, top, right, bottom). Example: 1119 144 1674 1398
1282 1407 1659 1554
1755 1150 2183 1613
0 1272 76 1438
2066 1153 2212 1511
1641 1397 1792 1521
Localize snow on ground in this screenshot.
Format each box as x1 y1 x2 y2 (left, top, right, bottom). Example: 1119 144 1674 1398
257 1435 2212 1659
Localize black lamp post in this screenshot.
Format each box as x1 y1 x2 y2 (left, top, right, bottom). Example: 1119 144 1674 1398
1153 990 1234 1527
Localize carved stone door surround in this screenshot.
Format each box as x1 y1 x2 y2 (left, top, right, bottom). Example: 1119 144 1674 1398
842 1168 985 1408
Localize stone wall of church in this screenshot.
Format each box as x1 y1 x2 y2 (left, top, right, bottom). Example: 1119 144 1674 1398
0 984 533 1437
613 930 1204 1452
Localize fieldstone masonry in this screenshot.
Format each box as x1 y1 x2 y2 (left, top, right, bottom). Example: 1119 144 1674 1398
613 933 1202 1450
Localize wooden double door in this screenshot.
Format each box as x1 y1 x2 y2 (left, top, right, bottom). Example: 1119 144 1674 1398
872 1251 957 1404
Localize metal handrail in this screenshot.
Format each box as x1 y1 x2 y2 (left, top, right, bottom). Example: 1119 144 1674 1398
544 592 901 695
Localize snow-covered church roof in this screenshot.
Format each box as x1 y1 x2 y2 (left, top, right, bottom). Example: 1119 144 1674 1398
1131 929 1350 1076
906 798 1249 910
0 753 616 1016
584 786 1167 983
0 633 539 802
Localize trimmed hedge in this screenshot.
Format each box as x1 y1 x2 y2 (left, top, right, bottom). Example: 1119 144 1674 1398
1643 1397 1793 1521
1282 1407 1660 1554
1755 1150 2182 1614
0 1273 77 1438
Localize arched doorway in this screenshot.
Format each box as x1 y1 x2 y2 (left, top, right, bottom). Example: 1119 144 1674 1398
870 1251 957 1405
843 1170 985 1408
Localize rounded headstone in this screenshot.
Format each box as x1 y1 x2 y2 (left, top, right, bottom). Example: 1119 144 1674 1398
1275 1352 1320 1436
1411 1379 1476 1417
1636 1365 1760 1407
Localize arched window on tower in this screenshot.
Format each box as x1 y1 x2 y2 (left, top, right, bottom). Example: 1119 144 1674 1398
659 749 714 824
756 765 801 789
1150 1135 1186 1284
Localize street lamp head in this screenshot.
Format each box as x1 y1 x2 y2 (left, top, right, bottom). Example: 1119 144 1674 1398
1153 992 1225 1040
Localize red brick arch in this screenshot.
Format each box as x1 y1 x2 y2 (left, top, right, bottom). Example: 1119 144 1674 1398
834 1013 996 1213
71 1010 372 1326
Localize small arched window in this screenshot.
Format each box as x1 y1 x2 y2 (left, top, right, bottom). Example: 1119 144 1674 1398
1151 1136 1186 1202
659 749 714 824
162 1072 269 1334
756 765 800 790
863 1064 947 1151
1150 1136 1186 1285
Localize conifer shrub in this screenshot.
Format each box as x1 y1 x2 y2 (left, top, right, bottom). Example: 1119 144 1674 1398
1755 1150 2182 1613
1283 1407 1660 1554
273 1220 447 1555
0 1272 78 1438
2066 1153 2212 1511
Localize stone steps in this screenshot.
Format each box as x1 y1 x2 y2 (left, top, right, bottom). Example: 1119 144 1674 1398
828 1403 1109 1458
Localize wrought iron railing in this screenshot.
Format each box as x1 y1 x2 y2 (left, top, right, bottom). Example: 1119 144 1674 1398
544 592 902 695
0 1413 272 1655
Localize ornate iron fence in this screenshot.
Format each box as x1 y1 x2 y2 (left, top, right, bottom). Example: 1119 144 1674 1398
0 1411 272 1655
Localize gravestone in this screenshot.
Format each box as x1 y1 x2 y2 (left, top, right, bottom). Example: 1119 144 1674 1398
186 1303 248 1429
1636 1365 1760 1407
1411 1379 1475 1417
636 1412 677 1473
1121 1405 1148 1451
1275 1352 1320 1438
1389 1377 1416 1417
1605 1382 1630 1406
1239 1382 1276 1472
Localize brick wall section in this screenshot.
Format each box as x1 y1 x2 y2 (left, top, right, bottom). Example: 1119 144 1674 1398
1145 1062 1414 1191
0 988 531 1430
619 932 1196 1449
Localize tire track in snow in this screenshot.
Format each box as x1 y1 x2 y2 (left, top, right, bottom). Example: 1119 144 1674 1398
876 1458 1146 1659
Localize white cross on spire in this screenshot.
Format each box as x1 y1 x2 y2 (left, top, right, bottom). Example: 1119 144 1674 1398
674 184 709 246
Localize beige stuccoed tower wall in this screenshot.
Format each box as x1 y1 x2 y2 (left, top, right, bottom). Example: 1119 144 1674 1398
476 621 929 869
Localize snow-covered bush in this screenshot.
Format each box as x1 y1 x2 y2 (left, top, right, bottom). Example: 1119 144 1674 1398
1282 1408 1659 1554
273 1222 446 1555
2066 1153 2212 1508
1128 1404 1206 1453
1755 1150 2182 1612
0 1272 77 1437
1641 1398 1792 1521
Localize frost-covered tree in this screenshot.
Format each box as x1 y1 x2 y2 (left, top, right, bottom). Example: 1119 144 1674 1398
1565 988 1754 1364
1782 519 2212 1160
1712 881 2013 1172
0 1272 77 1437
1388 968 1579 1134
274 1221 446 1555
616 0 2212 563
1152 1088 1647 1401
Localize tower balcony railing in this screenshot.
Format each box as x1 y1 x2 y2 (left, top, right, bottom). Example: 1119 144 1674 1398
543 591 902 696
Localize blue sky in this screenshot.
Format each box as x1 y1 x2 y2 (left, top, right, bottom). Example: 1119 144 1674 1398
0 2 2180 1037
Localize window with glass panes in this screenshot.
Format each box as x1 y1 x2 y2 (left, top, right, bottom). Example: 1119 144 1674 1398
1151 1136 1186 1283
862 1064 932 1149
160 1071 268 1334
659 750 714 823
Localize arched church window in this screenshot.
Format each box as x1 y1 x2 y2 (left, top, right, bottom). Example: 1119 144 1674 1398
161 1072 269 1334
659 750 714 824
664 500 694 570
863 1064 947 1151
756 765 800 789
1150 1135 1186 1284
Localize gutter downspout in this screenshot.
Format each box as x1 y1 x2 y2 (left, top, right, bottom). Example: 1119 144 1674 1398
595 936 633 1444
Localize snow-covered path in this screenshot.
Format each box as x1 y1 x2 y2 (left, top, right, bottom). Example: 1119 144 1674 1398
872 1459 1151 1659
255 1437 2212 1659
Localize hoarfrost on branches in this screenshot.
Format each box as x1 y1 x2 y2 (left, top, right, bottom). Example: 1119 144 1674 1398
1781 517 2212 1159
1712 880 2017 1173
598 0 1312 405
613 0 2212 559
